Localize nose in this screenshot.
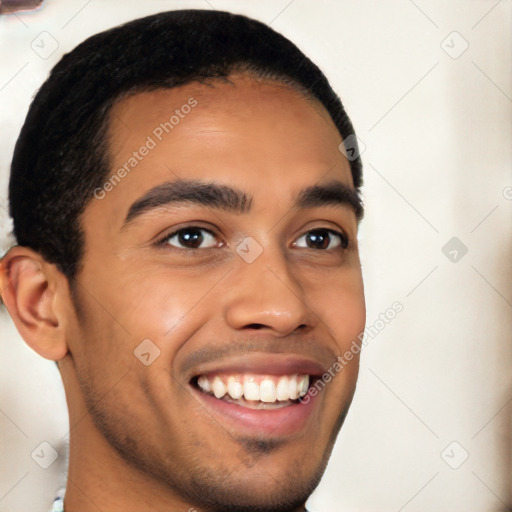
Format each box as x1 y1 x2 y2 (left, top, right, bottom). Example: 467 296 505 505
223 244 316 337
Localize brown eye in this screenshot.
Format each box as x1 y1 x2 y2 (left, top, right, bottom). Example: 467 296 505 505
295 229 348 250
164 227 218 249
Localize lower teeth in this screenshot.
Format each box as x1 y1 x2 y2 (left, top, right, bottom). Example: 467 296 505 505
217 393 295 409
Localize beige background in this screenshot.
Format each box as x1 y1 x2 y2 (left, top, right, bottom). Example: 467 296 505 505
1 1 511 511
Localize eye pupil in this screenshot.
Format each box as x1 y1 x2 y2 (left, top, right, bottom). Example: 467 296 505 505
179 229 203 248
306 230 330 249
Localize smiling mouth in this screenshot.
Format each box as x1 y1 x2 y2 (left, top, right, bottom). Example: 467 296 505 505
192 373 313 410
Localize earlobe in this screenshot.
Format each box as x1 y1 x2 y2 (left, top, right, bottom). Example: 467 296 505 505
0 247 69 361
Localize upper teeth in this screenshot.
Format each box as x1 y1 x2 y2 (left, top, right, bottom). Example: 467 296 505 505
197 374 310 403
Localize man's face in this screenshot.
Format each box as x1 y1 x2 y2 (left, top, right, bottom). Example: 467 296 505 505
66 75 365 509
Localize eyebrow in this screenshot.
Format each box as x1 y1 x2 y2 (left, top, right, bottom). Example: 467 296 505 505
123 178 363 226
296 181 363 220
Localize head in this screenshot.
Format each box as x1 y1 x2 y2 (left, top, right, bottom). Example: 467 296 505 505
1 9 365 511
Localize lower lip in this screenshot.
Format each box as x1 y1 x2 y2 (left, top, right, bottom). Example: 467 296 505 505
192 386 320 437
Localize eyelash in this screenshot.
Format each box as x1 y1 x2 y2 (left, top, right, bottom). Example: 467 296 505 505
156 226 349 251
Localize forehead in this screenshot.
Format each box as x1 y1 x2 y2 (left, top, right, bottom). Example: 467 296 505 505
107 74 346 176
110 74 337 136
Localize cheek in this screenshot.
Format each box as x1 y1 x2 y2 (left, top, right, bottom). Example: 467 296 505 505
80 258 218 337
70 302 136 391
116 267 226 338
308 270 366 347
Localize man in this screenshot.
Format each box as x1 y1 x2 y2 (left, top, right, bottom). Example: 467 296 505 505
0 9 365 512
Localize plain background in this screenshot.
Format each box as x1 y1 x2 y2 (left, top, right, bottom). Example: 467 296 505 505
0 1 511 511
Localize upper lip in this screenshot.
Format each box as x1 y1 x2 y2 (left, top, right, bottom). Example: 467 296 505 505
188 353 328 382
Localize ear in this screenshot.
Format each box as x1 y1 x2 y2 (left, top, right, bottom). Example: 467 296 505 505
0 246 70 361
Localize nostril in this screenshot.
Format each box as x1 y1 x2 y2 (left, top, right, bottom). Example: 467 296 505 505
246 323 265 329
